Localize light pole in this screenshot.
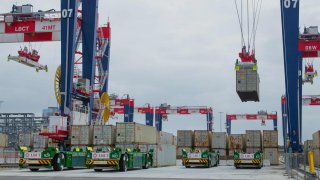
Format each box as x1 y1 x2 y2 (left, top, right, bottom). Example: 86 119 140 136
219 112 223 132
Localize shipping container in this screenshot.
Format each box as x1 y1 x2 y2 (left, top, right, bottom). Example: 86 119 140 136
71 110 89 125
211 132 228 149
176 147 192 159
33 133 48 149
313 131 320 149
0 148 18 164
228 134 245 150
246 147 261 154
263 130 278 148
194 130 211 147
212 148 227 156
116 144 149 153
116 122 157 144
19 133 33 147
263 148 279 165
304 140 313 151
48 116 68 132
157 131 175 145
173 136 177 146
0 133 8 147
177 130 193 147
93 125 116 146
246 130 262 148
228 149 237 156
314 149 320 167
70 125 93 145
149 144 176 167
236 63 260 102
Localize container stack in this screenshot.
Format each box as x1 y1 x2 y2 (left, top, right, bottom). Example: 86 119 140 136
0 133 17 165
70 125 93 150
116 122 176 167
228 134 245 156
246 130 262 153
92 125 116 151
211 132 228 159
18 133 33 147
32 133 48 150
312 131 320 167
176 130 193 158
262 130 279 165
236 63 260 102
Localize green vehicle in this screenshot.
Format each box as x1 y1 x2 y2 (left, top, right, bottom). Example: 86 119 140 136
234 150 263 169
86 147 153 172
18 146 88 171
181 148 219 168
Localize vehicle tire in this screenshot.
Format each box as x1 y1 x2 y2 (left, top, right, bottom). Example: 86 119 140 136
185 166 191 168
143 154 150 169
30 168 39 171
52 153 65 171
207 156 211 168
119 154 128 172
94 169 102 172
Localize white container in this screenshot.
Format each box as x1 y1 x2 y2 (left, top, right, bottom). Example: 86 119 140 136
70 125 93 145
71 110 89 125
263 148 279 165
177 130 193 147
3 148 18 164
313 131 320 149
194 130 211 147
157 131 174 145
93 125 116 145
33 133 48 149
19 133 33 147
150 144 176 167
228 134 245 150
263 130 278 148
246 147 261 154
0 133 8 147
176 147 192 158
212 149 227 156
211 132 228 149
246 130 262 148
48 116 68 133
116 122 157 144
173 136 177 146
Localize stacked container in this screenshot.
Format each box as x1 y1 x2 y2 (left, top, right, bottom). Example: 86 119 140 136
70 125 93 149
228 134 245 156
18 133 33 147
312 131 320 167
211 132 228 158
176 130 193 158
32 133 48 149
246 130 262 153
93 125 116 149
263 130 279 165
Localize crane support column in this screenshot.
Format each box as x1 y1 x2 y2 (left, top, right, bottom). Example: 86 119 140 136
280 0 302 152
145 112 154 126
207 112 213 131
282 95 288 152
82 0 98 124
226 118 231 135
101 23 111 93
60 0 79 114
155 113 162 131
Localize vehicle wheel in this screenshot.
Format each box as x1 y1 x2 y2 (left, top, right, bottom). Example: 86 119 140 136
143 154 150 169
185 166 191 168
207 156 211 168
30 168 39 171
94 169 102 172
119 154 128 172
53 153 65 171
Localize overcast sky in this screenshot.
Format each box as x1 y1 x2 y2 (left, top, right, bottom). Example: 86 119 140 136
0 0 319 145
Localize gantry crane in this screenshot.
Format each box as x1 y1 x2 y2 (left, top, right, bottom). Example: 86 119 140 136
280 0 320 152
225 111 277 135
154 103 213 131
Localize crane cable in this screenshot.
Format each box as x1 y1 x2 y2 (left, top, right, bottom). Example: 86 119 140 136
234 0 263 52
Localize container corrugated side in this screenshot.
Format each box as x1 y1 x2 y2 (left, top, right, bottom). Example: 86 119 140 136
70 125 93 145
304 140 313 151
93 125 116 145
149 144 176 167
19 133 33 147
228 134 245 150
211 132 228 149
246 130 261 148
263 130 278 148
194 130 211 147
314 149 320 167
116 122 157 144
246 147 261 154
177 130 193 147
0 148 18 164
0 133 8 147
313 131 320 149
263 148 279 165
157 131 174 145
33 133 48 148
212 148 227 156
